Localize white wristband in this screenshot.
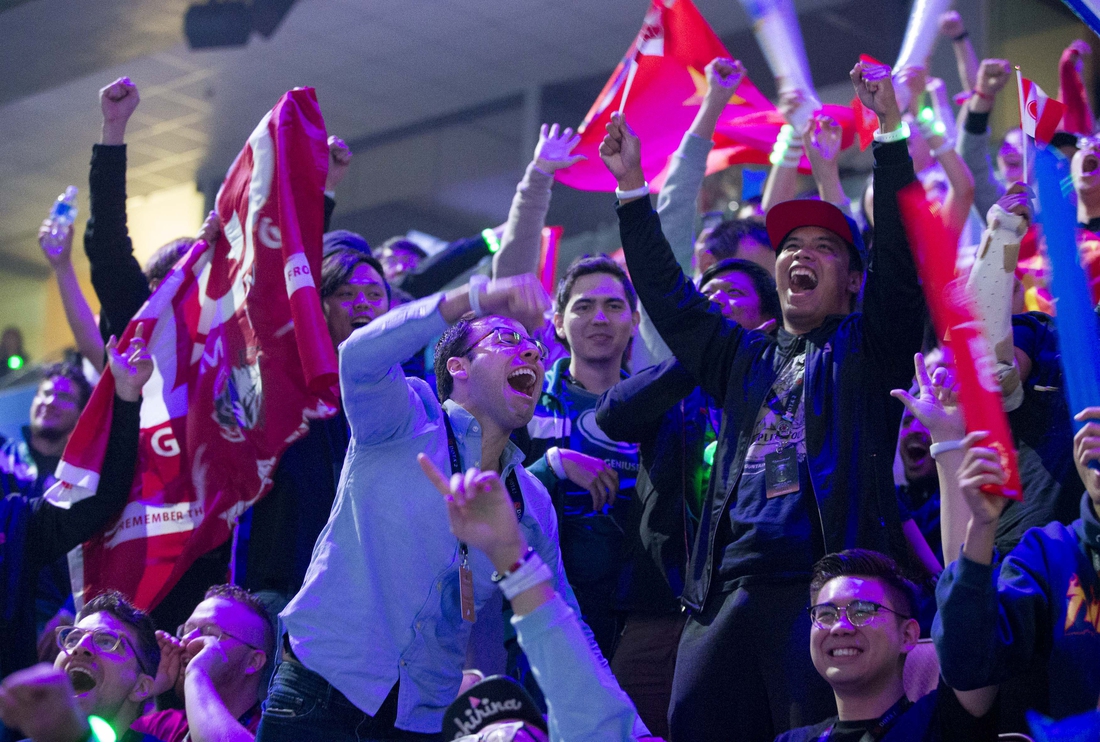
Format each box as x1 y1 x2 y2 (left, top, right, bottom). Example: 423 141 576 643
468 274 489 317
929 439 965 459
615 183 650 201
873 121 911 143
930 140 956 159
499 553 553 600
546 447 567 480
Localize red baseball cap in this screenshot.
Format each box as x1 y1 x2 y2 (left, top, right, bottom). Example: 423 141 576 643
765 199 866 269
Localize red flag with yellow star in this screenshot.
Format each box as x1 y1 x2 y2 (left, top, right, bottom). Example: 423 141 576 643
556 0 775 192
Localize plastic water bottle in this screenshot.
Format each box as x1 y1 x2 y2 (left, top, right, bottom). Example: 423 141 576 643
49 186 78 235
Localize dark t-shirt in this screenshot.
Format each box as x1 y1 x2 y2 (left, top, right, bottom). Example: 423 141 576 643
774 684 996 742
717 347 818 589
558 376 639 589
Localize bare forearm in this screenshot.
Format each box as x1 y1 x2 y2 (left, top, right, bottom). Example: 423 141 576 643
961 516 998 566
938 150 976 233
53 262 105 372
937 450 969 567
903 519 943 575
953 39 979 91
813 162 848 209
101 121 127 146
184 670 254 742
761 162 799 213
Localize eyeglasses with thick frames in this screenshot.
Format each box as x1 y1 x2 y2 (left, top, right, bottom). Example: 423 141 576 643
56 626 154 675
176 622 263 651
461 327 548 361
808 600 910 629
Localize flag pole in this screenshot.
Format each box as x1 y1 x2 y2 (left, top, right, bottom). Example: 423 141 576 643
618 59 639 115
1015 66 1028 182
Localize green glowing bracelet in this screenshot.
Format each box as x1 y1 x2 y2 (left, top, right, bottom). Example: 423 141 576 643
481 228 501 254
88 715 117 742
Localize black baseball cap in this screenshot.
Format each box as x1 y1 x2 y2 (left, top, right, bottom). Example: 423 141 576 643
443 675 547 740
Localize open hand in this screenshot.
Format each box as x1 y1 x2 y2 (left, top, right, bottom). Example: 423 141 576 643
326 136 352 192
534 124 585 173
891 352 965 443
418 454 527 569
109 324 154 402
957 431 1011 525
38 218 73 269
183 635 232 685
559 449 619 512
151 630 185 698
599 112 644 191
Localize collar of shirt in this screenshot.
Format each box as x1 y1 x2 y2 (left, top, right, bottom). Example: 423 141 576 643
441 400 525 476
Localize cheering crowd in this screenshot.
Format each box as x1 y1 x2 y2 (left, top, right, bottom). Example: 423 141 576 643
4 4 1100 742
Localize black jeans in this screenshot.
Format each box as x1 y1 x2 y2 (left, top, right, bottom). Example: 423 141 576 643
255 655 441 742
669 580 836 742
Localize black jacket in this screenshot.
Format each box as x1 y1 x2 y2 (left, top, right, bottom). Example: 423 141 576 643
0 399 140 680
595 358 710 615
616 139 923 611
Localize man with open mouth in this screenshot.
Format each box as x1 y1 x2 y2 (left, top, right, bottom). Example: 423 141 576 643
600 59 926 742
258 273 649 741
0 591 162 742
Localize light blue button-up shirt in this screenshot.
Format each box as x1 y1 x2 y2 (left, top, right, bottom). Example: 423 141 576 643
281 294 600 734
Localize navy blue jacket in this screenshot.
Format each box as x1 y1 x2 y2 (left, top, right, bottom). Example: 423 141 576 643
933 493 1100 721
615 139 922 611
595 357 710 614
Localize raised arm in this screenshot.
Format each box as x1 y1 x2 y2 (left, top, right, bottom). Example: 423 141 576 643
419 456 643 742
851 62 925 391
639 58 744 366
85 77 149 343
38 221 105 373
28 330 152 565
1059 41 1095 136
323 135 351 233
803 113 851 213
939 11 979 92
341 275 549 440
601 113 753 403
760 91 806 213
492 124 583 279
957 60 1012 219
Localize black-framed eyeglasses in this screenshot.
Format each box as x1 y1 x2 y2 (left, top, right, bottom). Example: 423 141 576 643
808 600 910 629
176 622 262 651
460 327 548 361
56 626 150 672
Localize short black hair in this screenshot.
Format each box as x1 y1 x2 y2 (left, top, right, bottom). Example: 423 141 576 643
320 247 391 303
554 254 638 316
78 591 159 677
809 549 920 619
434 313 477 402
41 361 93 411
380 237 428 261
702 219 770 262
699 258 781 324
323 229 372 257
202 584 275 659
143 238 196 289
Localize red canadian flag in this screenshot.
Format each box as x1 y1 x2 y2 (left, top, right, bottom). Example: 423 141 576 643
46 88 339 611
1017 74 1066 145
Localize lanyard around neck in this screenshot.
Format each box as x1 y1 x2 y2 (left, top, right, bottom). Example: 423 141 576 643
817 695 912 742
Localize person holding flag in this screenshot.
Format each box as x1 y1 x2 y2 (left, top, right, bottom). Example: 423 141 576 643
600 58 924 740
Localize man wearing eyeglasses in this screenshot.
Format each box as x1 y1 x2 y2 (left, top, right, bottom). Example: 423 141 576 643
257 274 649 741
0 591 163 742
775 550 997 742
132 584 273 742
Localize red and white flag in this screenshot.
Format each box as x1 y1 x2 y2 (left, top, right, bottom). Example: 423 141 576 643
47 88 339 611
1017 73 1066 145
555 0 775 192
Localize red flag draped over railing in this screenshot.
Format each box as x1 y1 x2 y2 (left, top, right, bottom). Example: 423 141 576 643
897 182 1022 500
48 87 339 610
555 0 775 192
